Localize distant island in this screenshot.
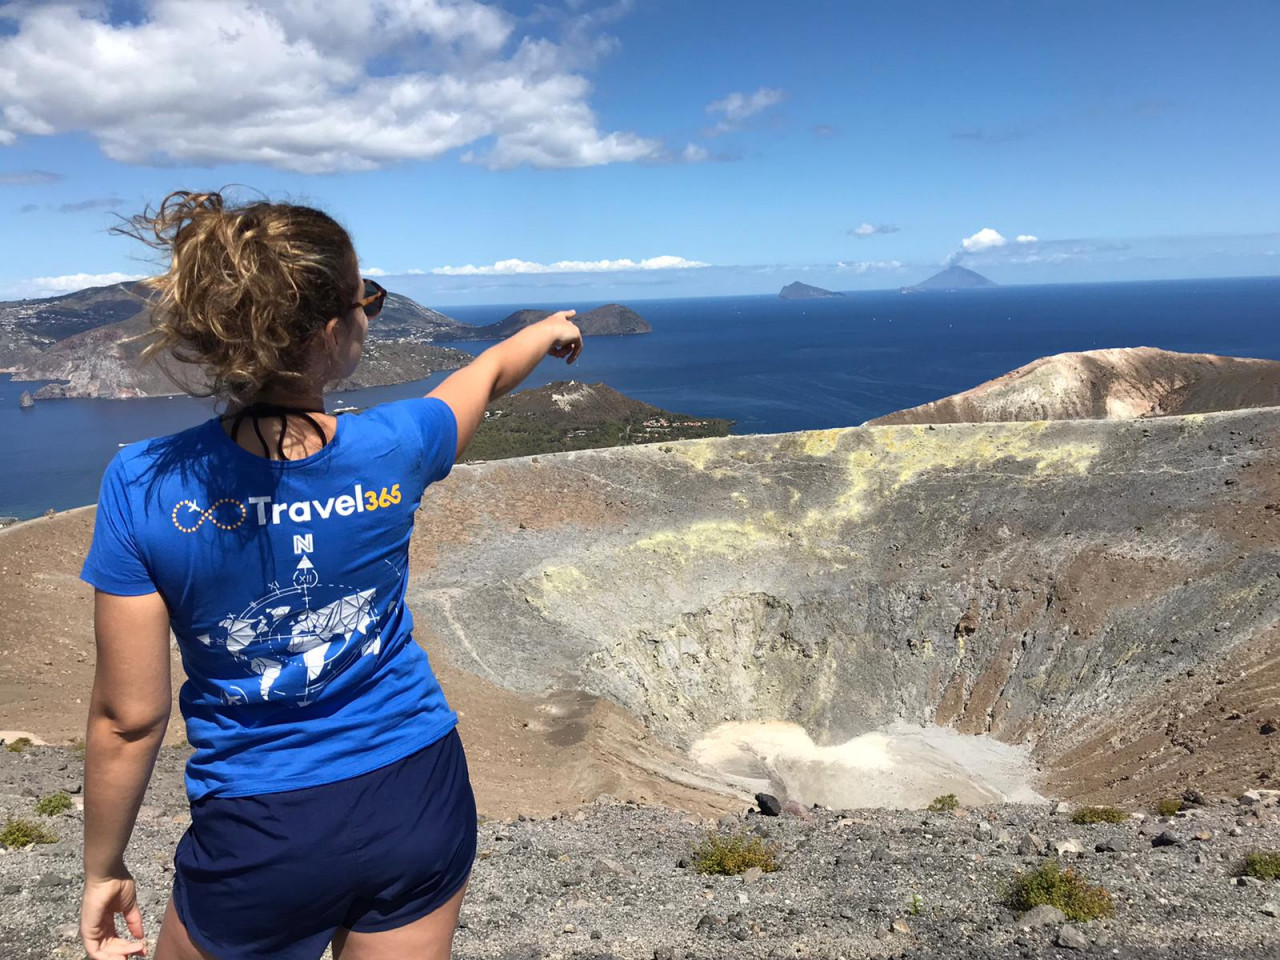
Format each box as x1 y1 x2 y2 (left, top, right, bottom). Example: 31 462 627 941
900 265 996 294
461 380 732 462
432 303 651 341
779 281 844 300
0 282 650 400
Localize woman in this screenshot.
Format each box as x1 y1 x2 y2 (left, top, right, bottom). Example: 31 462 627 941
78 191 583 960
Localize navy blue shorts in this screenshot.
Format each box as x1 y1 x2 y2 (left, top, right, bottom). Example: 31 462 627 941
172 728 477 960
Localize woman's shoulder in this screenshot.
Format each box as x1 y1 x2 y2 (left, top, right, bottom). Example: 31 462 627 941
345 397 456 435
109 418 216 469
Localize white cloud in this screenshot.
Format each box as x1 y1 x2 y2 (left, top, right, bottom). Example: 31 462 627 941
0 1 660 172
960 228 1008 253
849 222 900 238
707 87 785 123
20 271 147 297
681 143 710 163
704 87 784 136
958 228 1039 254
835 260 906 273
430 255 710 276
364 265 430 277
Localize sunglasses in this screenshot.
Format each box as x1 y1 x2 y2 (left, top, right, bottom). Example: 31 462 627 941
351 278 387 319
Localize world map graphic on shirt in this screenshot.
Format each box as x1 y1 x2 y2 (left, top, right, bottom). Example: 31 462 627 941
198 554 382 706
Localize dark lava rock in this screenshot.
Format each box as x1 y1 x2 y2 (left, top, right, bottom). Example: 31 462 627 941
1152 830 1184 847
1018 832 1048 856
1095 838 1131 853
755 793 782 816
1262 720 1278 735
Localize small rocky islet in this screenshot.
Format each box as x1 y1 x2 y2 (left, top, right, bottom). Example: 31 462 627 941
779 281 844 300
2 743 1279 959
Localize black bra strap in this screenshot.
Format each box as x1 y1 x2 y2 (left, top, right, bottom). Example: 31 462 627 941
225 402 329 461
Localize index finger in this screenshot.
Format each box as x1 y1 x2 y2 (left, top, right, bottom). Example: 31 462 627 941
124 902 145 942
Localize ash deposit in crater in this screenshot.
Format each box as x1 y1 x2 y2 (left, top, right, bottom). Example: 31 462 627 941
691 720 1045 810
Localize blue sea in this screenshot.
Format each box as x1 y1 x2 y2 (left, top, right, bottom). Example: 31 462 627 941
2 276 1278 519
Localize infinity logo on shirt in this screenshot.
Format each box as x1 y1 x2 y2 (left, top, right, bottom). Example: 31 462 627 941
171 498 248 534
170 482 401 534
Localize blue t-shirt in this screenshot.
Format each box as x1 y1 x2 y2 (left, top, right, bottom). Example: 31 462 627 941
81 397 460 801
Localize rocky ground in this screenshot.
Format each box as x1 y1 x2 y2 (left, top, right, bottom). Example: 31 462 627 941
3 745 1280 960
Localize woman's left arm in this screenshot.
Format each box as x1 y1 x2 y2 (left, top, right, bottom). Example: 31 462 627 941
81 589 173 960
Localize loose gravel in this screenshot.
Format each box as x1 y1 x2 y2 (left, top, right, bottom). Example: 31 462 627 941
3 746 1279 959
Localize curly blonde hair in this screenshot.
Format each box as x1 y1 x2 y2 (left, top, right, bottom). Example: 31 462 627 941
117 190 359 404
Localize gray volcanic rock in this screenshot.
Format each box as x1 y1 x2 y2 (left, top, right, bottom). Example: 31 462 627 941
4 745 1280 959
435 304 651 341
901 264 996 293
868 347 1280 425
779 281 842 300
408 407 1280 809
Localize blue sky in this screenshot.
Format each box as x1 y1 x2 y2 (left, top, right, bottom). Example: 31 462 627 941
0 0 1277 307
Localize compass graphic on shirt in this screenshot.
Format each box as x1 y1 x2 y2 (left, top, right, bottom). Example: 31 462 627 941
199 556 382 706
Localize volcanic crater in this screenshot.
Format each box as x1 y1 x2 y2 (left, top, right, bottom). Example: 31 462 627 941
407 408 1280 810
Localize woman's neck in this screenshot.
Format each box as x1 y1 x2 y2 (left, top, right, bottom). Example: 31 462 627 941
232 389 326 413
222 389 335 460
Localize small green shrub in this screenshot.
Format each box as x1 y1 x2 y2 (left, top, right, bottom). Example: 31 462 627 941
34 792 72 817
1155 798 1183 818
5 737 32 753
0 816 57 847
690 830 780 876
1003 859 1114 922
70 738 86 757
1241 851 1280 881
927 793 960 813
1071 806 1128 825
908 893 923 916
